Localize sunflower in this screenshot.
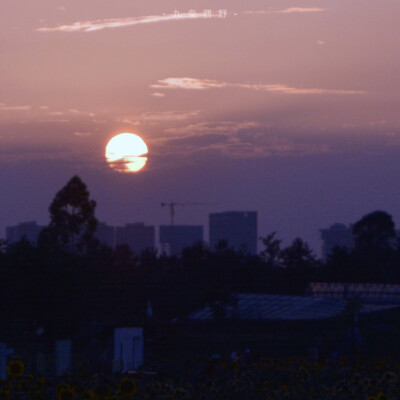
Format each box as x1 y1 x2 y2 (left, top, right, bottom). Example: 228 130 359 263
280 384 289 393
36 377 46 390
118 378 137 398
376 393 390 400
17 378 32 392
0 381 11 392
30 392 46 400
298 366 310 382
0 391 9 400
57 384 69 395
79 390 96 400
262 381 271 390
383 371 397 383
57 385 77 400
6 360 24 378
174 387 187 398
94 385 113 399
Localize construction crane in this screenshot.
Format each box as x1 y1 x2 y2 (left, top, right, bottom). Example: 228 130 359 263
161 202 218 225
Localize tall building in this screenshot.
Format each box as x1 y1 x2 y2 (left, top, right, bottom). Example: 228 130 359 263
159 225 203 256
6 221 45 244
209 211 258 254
320 223 354 259
95 222 155 254
116 223 155 254
96 222 116 248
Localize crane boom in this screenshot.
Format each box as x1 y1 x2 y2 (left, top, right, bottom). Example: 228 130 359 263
161 202 217 225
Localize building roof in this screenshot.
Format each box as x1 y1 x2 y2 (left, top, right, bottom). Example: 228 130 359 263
190 293 399 321
306 282 400 305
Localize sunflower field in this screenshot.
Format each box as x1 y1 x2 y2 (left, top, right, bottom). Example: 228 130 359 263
2 354 400 400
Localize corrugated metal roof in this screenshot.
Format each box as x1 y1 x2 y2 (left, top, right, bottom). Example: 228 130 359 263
306 282 400 305
190 293 400 321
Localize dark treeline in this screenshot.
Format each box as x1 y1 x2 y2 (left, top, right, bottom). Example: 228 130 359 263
1 176 400 341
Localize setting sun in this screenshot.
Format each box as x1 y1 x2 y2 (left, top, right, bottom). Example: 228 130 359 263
105 133 148 173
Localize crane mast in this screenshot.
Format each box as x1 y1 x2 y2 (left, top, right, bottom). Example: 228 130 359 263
161 202 217 225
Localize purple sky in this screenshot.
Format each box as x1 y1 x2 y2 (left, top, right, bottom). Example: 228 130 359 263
1 0 400 255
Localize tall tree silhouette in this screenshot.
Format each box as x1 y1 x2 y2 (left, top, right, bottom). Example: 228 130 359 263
352 210 397 281
260 232 282 267
40 176 98 252
352 210 396 250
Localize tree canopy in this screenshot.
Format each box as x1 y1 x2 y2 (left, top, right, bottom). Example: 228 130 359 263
40 175 98 252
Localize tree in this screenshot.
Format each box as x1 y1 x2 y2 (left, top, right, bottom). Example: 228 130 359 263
352 211 397 281
40 176 98 252
260 232 282 267
352 210 396 251
281 238 318 270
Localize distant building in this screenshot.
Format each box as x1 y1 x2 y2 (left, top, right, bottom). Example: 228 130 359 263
116 223 155 254
6 221 45 244
96 222 155 254
320 223 354 259
307 282 400 305
159 225 203 256
190 292 395 321
209 211 258 254
96 222 116 248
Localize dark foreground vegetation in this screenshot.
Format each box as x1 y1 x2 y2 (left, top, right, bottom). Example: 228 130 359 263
2 176 400 394
1 176 400 339
2 352 400 400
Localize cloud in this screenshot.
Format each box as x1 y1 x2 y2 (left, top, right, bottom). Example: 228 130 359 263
165 133 229 147
165 121 261 135
157 121 330 159
38 119 70 123
118 110 200 125
151 78 367 95
73 131 92 137
152 78 227 90
69 109 95 117
279 7 325 13
37 11 225 33
246 8 325 15
152 92 166 98
0 104 31 111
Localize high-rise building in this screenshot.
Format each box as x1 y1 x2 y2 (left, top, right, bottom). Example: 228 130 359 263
320 223 354 259
209 211 258 254
117 223 155 254
159 225 203 256
95 222 155 254
6 221 46 244
96 222 116 248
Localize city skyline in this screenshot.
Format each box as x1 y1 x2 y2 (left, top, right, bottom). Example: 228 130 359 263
2 0 400 255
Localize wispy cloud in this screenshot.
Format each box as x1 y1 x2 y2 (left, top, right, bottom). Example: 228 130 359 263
279 7 325 13
118 110 200 125
69 108 95 117
156 121 330 159
165 121 261 135
73 131 92 137
246 7 325 15
151 78 367 95
152 92 166 98
0 104 31 111
37 11 225 33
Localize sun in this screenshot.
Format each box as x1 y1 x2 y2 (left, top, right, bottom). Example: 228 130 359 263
105 132 148 173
